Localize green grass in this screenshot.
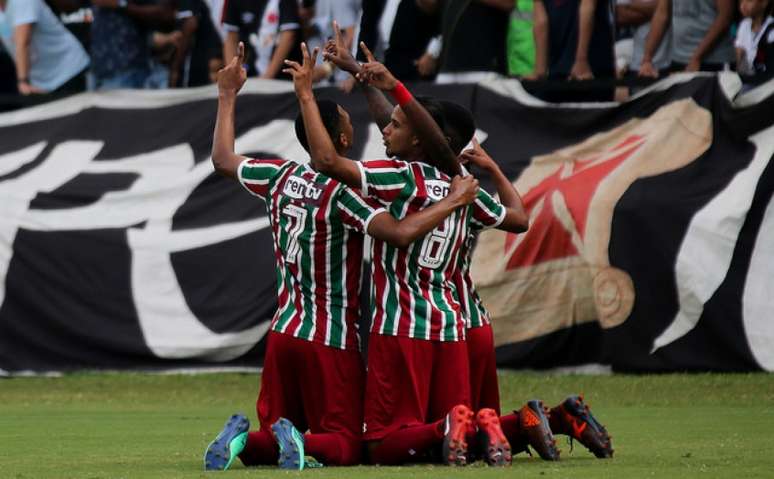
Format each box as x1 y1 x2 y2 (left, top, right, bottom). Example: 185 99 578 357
1 371 773 478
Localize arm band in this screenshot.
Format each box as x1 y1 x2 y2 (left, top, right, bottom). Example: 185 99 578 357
390 81 413 107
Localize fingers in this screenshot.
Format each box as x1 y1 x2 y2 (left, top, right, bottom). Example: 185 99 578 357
360 41 376 62
237 41 244 65
471 137 480 149
299 43 320 66
283 59 302 71
333 20 342 45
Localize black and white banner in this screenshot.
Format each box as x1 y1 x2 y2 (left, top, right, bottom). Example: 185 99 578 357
0 74 772 373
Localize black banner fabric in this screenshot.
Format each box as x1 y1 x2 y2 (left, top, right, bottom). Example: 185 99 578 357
0 75 772 373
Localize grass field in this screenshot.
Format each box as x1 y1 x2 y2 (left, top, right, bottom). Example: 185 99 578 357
1 371 773 478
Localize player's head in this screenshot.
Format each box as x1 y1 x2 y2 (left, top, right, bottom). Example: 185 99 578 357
382 96 447 161
439 100 476 156
295 99 354 155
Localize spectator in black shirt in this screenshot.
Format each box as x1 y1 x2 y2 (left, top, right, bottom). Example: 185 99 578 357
436 0 513 83
354 0 441 82
222 0 300 79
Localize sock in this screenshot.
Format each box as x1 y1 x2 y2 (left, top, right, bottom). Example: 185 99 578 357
500 413 522 445
239 430 278 466
369 420 444 465
305 432 361 466
548 406 564 434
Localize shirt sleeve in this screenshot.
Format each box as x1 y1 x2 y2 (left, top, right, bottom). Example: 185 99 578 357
176 0 196 20
470 189 506 231
278 0 301 31
356 159 411 205
222 0 240 32
237 158 293 200
11 0 41 26
336 186 386 233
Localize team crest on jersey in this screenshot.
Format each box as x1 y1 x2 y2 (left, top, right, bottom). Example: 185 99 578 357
283 175 324 204
424 179 449 201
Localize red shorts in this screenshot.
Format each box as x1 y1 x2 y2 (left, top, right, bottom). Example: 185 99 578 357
257 331 365 440
467 324 501 415
363 333 470 441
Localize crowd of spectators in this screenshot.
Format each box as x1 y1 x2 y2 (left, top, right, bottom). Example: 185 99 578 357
0 0 772 101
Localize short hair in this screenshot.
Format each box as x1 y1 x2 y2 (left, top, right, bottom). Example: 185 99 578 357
439 100 475 155
294 99 342 153
415 95 447 138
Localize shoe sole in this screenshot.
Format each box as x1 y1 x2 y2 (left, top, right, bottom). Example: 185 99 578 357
476 409 512 466
442 405 473 466
271 418 305 470
203 414 249 471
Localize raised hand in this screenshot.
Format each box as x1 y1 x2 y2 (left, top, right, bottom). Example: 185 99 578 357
282 42 319 100
460 138 497 172
448 175 480 207
323 20 360 75
217 41 247 93
356 43 398 91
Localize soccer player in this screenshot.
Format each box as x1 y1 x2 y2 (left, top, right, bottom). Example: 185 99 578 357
203 42 480 471
288 38 529 466
442 102 614 461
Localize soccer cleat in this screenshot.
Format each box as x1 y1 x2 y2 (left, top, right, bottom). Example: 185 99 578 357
519 400 560 461
271 417 305 470
203 413 250 471
442 404 474 466
550 395 613 458
475 408 512 466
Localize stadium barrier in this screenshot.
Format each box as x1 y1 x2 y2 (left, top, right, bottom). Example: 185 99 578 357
0 73 772 374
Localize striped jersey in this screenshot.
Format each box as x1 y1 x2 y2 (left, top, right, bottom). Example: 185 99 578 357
357 159 505 342
238 158 384 350
454 232 492 329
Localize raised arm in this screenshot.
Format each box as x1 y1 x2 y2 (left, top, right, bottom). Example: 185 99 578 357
368 175 480 248
323 22 393 129
211 42 248 178
461 139 529 233
283 43 362 188
357 48 462 176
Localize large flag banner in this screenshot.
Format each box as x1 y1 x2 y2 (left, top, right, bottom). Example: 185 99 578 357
0 74 772 373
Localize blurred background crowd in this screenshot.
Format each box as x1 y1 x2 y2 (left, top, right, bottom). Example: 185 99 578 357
0 0 772 103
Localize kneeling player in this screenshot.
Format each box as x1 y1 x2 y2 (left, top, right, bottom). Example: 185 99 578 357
203 43 479 471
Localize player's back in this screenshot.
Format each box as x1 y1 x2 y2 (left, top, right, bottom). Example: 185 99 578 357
240 158 380 350
454 233 492 329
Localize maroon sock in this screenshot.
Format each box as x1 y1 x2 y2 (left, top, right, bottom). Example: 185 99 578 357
305 432 362 466
548 406 564 433
369 420 445 465
500 413 521 444
239 430 278 466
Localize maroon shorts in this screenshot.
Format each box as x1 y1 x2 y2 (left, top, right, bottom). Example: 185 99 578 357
467 323 501 415
257 331 365 439
363 333 471 441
